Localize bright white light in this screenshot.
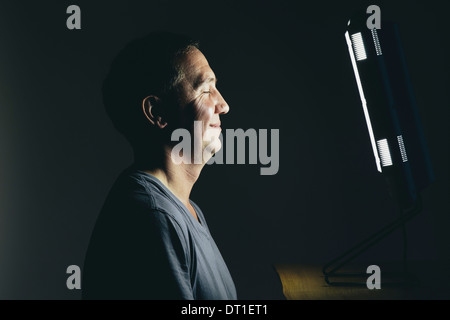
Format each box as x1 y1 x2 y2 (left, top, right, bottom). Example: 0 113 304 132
371 28 382 56
351 32 367 61
397 135 408 162
377 139 393 167
345 31 382 172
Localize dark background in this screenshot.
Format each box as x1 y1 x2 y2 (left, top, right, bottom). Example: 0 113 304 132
0 0 448 299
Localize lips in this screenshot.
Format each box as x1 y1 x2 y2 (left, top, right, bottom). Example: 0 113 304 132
209 122 221 128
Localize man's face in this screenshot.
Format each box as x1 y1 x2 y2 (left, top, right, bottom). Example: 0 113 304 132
174 48 229 163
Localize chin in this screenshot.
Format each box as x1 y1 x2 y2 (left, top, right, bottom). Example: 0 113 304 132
203 138 221 159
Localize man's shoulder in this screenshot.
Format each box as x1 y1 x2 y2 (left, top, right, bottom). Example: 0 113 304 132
110 168 187 224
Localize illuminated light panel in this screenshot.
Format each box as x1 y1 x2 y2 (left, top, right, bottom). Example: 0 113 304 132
351 32 367 61
377 138 393 167
345 31 382 172
397 135 408 162
371 28 383 56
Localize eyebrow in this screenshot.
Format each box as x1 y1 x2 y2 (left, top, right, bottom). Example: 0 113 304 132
193 75 217 90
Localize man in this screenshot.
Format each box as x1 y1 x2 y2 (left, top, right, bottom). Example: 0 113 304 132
82 32 237 300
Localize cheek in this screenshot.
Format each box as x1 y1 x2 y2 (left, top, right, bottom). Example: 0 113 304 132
181 99 209 128
187 97 215 139
195 107 216 141
192 102 214 136
193 98 214 121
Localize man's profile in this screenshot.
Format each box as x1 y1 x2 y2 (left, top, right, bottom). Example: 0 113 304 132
82 32 237 300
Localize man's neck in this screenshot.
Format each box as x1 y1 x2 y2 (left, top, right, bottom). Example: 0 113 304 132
134 147 204 209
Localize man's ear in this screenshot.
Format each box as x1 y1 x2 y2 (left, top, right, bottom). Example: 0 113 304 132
142 95 168 129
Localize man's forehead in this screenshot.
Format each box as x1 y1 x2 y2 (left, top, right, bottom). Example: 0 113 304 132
181 49 216 85
193 71 216 88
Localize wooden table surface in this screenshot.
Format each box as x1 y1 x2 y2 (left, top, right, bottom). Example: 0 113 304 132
274 261 450 300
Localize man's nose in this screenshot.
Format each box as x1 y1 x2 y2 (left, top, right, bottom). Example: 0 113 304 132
215 89 230 115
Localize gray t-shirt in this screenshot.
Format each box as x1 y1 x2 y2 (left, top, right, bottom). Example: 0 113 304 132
82 168 237 300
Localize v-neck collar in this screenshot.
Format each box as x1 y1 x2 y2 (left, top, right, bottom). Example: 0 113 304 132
137 170 210 237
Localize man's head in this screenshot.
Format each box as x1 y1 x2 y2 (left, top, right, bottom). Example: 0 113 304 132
103 32 229 161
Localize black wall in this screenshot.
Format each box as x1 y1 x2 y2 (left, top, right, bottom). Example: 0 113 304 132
0 0 448 299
